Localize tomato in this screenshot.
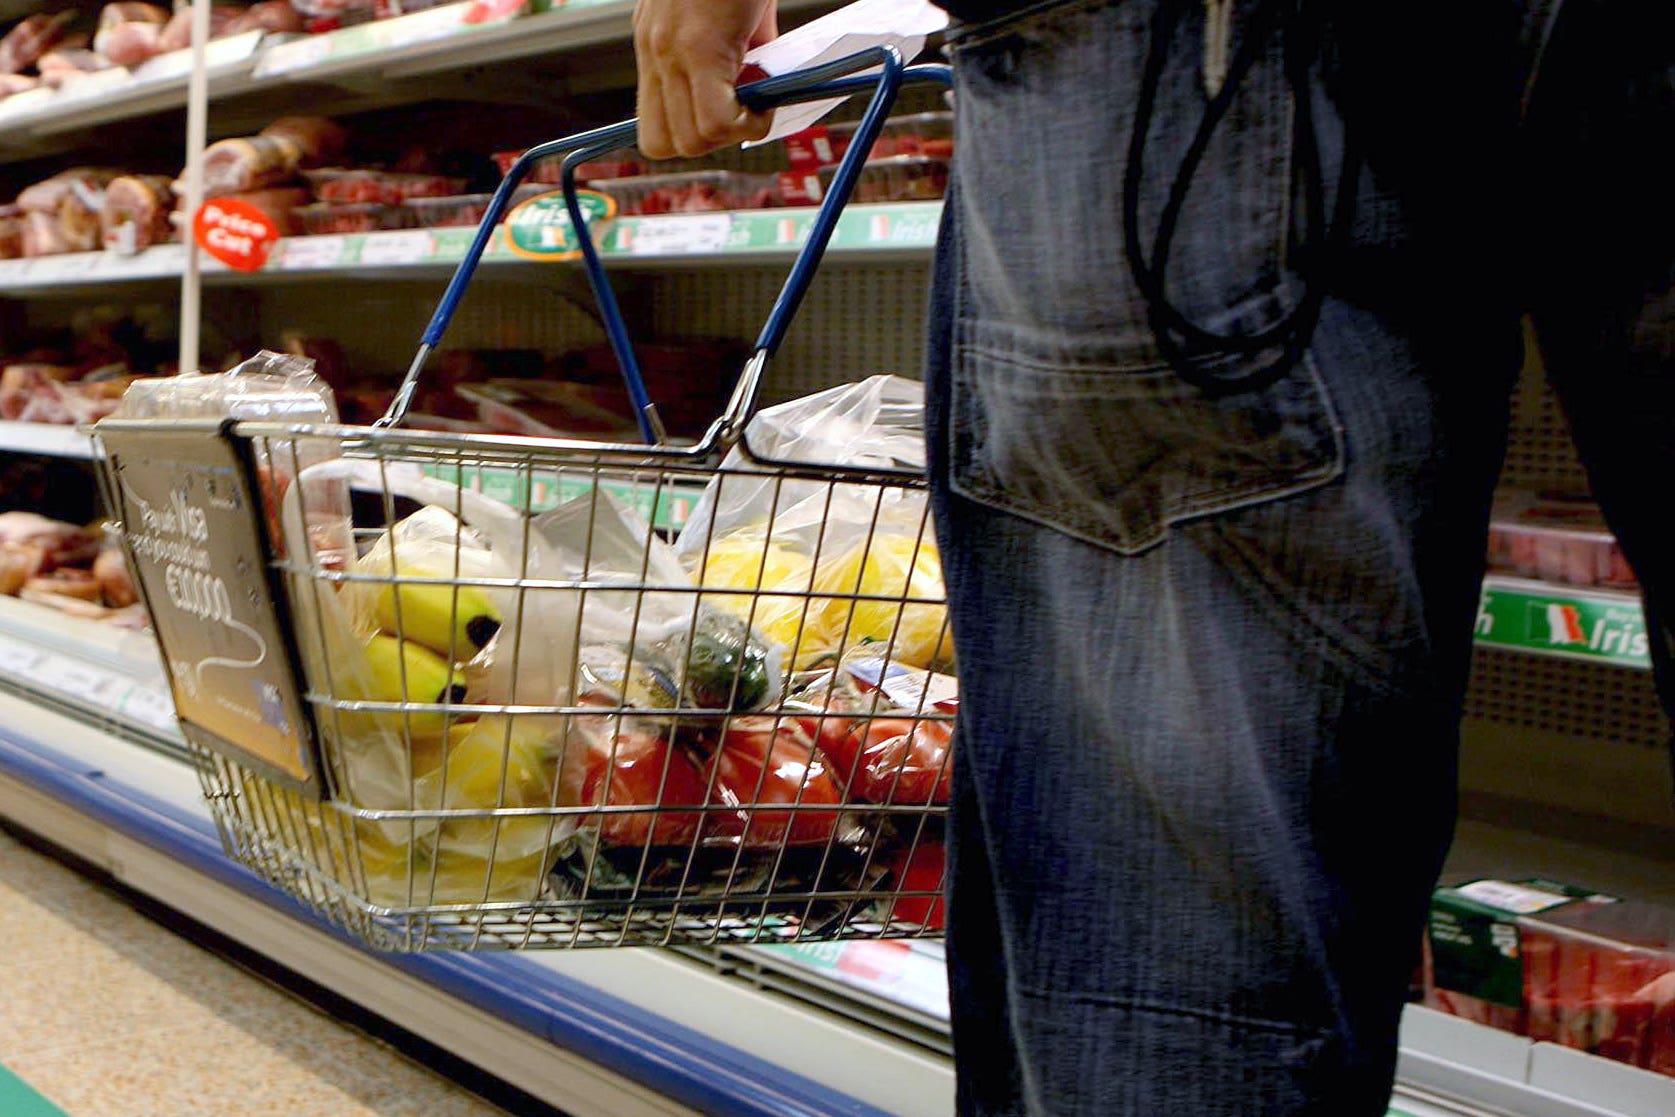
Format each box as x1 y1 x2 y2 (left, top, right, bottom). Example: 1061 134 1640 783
704 717 845 848
840 717 953 805
886 839 946 931
582 731 709 848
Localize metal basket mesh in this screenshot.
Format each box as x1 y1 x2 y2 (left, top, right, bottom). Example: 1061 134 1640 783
197 426 951 951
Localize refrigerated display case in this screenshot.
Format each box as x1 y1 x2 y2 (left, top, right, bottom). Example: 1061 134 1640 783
0 4 1670 1116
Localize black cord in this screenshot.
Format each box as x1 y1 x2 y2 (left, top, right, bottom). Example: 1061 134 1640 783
1123 0 1361 397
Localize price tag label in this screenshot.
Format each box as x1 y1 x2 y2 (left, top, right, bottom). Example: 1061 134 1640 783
254 32 334 77
0 87 56 123
625 214 734 256
31 655 122 703
133 49 193 84
119 686 179 732
383 3 469 49
0 643 43 674
51 252 101 278
277 235 345 271
358 230 434 266
56 67 134 103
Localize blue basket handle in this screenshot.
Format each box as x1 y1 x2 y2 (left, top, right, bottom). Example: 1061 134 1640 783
380 47 954 446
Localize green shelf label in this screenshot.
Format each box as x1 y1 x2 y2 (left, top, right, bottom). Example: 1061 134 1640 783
418 464 705 532
1475 581 1649 668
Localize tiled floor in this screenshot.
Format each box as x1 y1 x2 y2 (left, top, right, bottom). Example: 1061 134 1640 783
0 827 513 1117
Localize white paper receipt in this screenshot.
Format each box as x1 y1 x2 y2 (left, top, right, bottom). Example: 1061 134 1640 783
743 0 948 143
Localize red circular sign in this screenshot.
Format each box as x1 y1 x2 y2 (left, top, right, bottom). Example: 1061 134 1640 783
192 198 280 273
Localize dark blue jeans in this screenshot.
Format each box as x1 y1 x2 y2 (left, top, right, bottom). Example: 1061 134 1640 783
920 0 1672 1112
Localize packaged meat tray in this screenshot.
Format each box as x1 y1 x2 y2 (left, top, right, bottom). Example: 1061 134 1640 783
1487 492 1637 589
304 170 466 205
817 155 949 203
1424 878 1615 1035
1521 899 1675 1076
590 170 779 216
402 184 550 228
826 110 954 162
295 202 416 235
492 151 644 185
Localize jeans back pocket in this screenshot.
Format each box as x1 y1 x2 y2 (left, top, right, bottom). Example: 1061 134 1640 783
950 317 1344 555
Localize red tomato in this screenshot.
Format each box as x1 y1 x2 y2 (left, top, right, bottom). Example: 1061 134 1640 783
582 731 709 847
886 839 946 931
841 717 953 805
704 717 845 848
791 705 858 772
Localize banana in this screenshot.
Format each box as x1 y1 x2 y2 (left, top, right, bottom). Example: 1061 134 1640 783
374 573 501 662
326 634 468 740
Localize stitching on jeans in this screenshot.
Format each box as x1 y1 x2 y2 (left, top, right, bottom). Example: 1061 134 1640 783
946 0 1123 54
1015 985 1335 1042
949 345 1344 554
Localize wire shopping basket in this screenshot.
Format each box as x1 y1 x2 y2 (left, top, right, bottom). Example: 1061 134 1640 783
93 49 956 952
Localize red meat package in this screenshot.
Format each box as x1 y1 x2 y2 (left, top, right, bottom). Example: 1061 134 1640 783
1521 899 1675 1076
1424 878 1614 1035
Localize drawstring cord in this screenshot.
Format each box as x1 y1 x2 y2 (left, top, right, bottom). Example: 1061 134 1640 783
1126 0 1362 397
1202 0 1233 97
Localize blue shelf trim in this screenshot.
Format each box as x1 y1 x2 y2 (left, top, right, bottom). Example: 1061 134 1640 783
0 720 891 1117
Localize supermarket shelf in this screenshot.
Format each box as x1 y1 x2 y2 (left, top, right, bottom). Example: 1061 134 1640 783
0 420 96 459
0 688 953 1117
0 32 267 161
1398 1005 1675 1117
0 594 179 754
0 1 834 162
1475 576 1649 670
0 201 941 294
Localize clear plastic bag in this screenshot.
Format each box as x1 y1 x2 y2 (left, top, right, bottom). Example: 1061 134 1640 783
678 375 953 671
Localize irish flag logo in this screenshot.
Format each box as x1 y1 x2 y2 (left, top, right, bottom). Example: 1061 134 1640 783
1533 603 1588 646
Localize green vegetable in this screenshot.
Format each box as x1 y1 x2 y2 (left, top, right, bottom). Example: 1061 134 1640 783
675 608 772 711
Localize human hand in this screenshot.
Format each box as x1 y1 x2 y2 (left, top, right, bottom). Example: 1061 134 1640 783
633 0 779 159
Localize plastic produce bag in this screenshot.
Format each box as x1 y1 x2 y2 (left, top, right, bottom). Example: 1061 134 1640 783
678 376 953 670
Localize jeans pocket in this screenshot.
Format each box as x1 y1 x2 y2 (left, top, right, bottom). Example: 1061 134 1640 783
949 0 1293 335
949 317 1344 555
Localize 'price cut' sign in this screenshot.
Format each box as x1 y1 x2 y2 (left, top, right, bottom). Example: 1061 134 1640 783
194 198 280 272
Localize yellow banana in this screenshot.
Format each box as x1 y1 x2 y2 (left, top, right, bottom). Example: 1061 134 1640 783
374 573 501 662
325 634 467 740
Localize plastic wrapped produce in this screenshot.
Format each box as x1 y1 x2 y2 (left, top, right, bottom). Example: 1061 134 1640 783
682 376 952 669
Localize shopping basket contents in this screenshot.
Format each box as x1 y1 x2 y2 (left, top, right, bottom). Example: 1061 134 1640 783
94 49 957 951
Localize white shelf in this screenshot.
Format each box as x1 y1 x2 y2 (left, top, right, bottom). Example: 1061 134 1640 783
0 420 95 459
0 201 940 293
0 1 832 162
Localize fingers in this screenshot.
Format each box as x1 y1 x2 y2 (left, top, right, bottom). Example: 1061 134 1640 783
633 0 778 160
